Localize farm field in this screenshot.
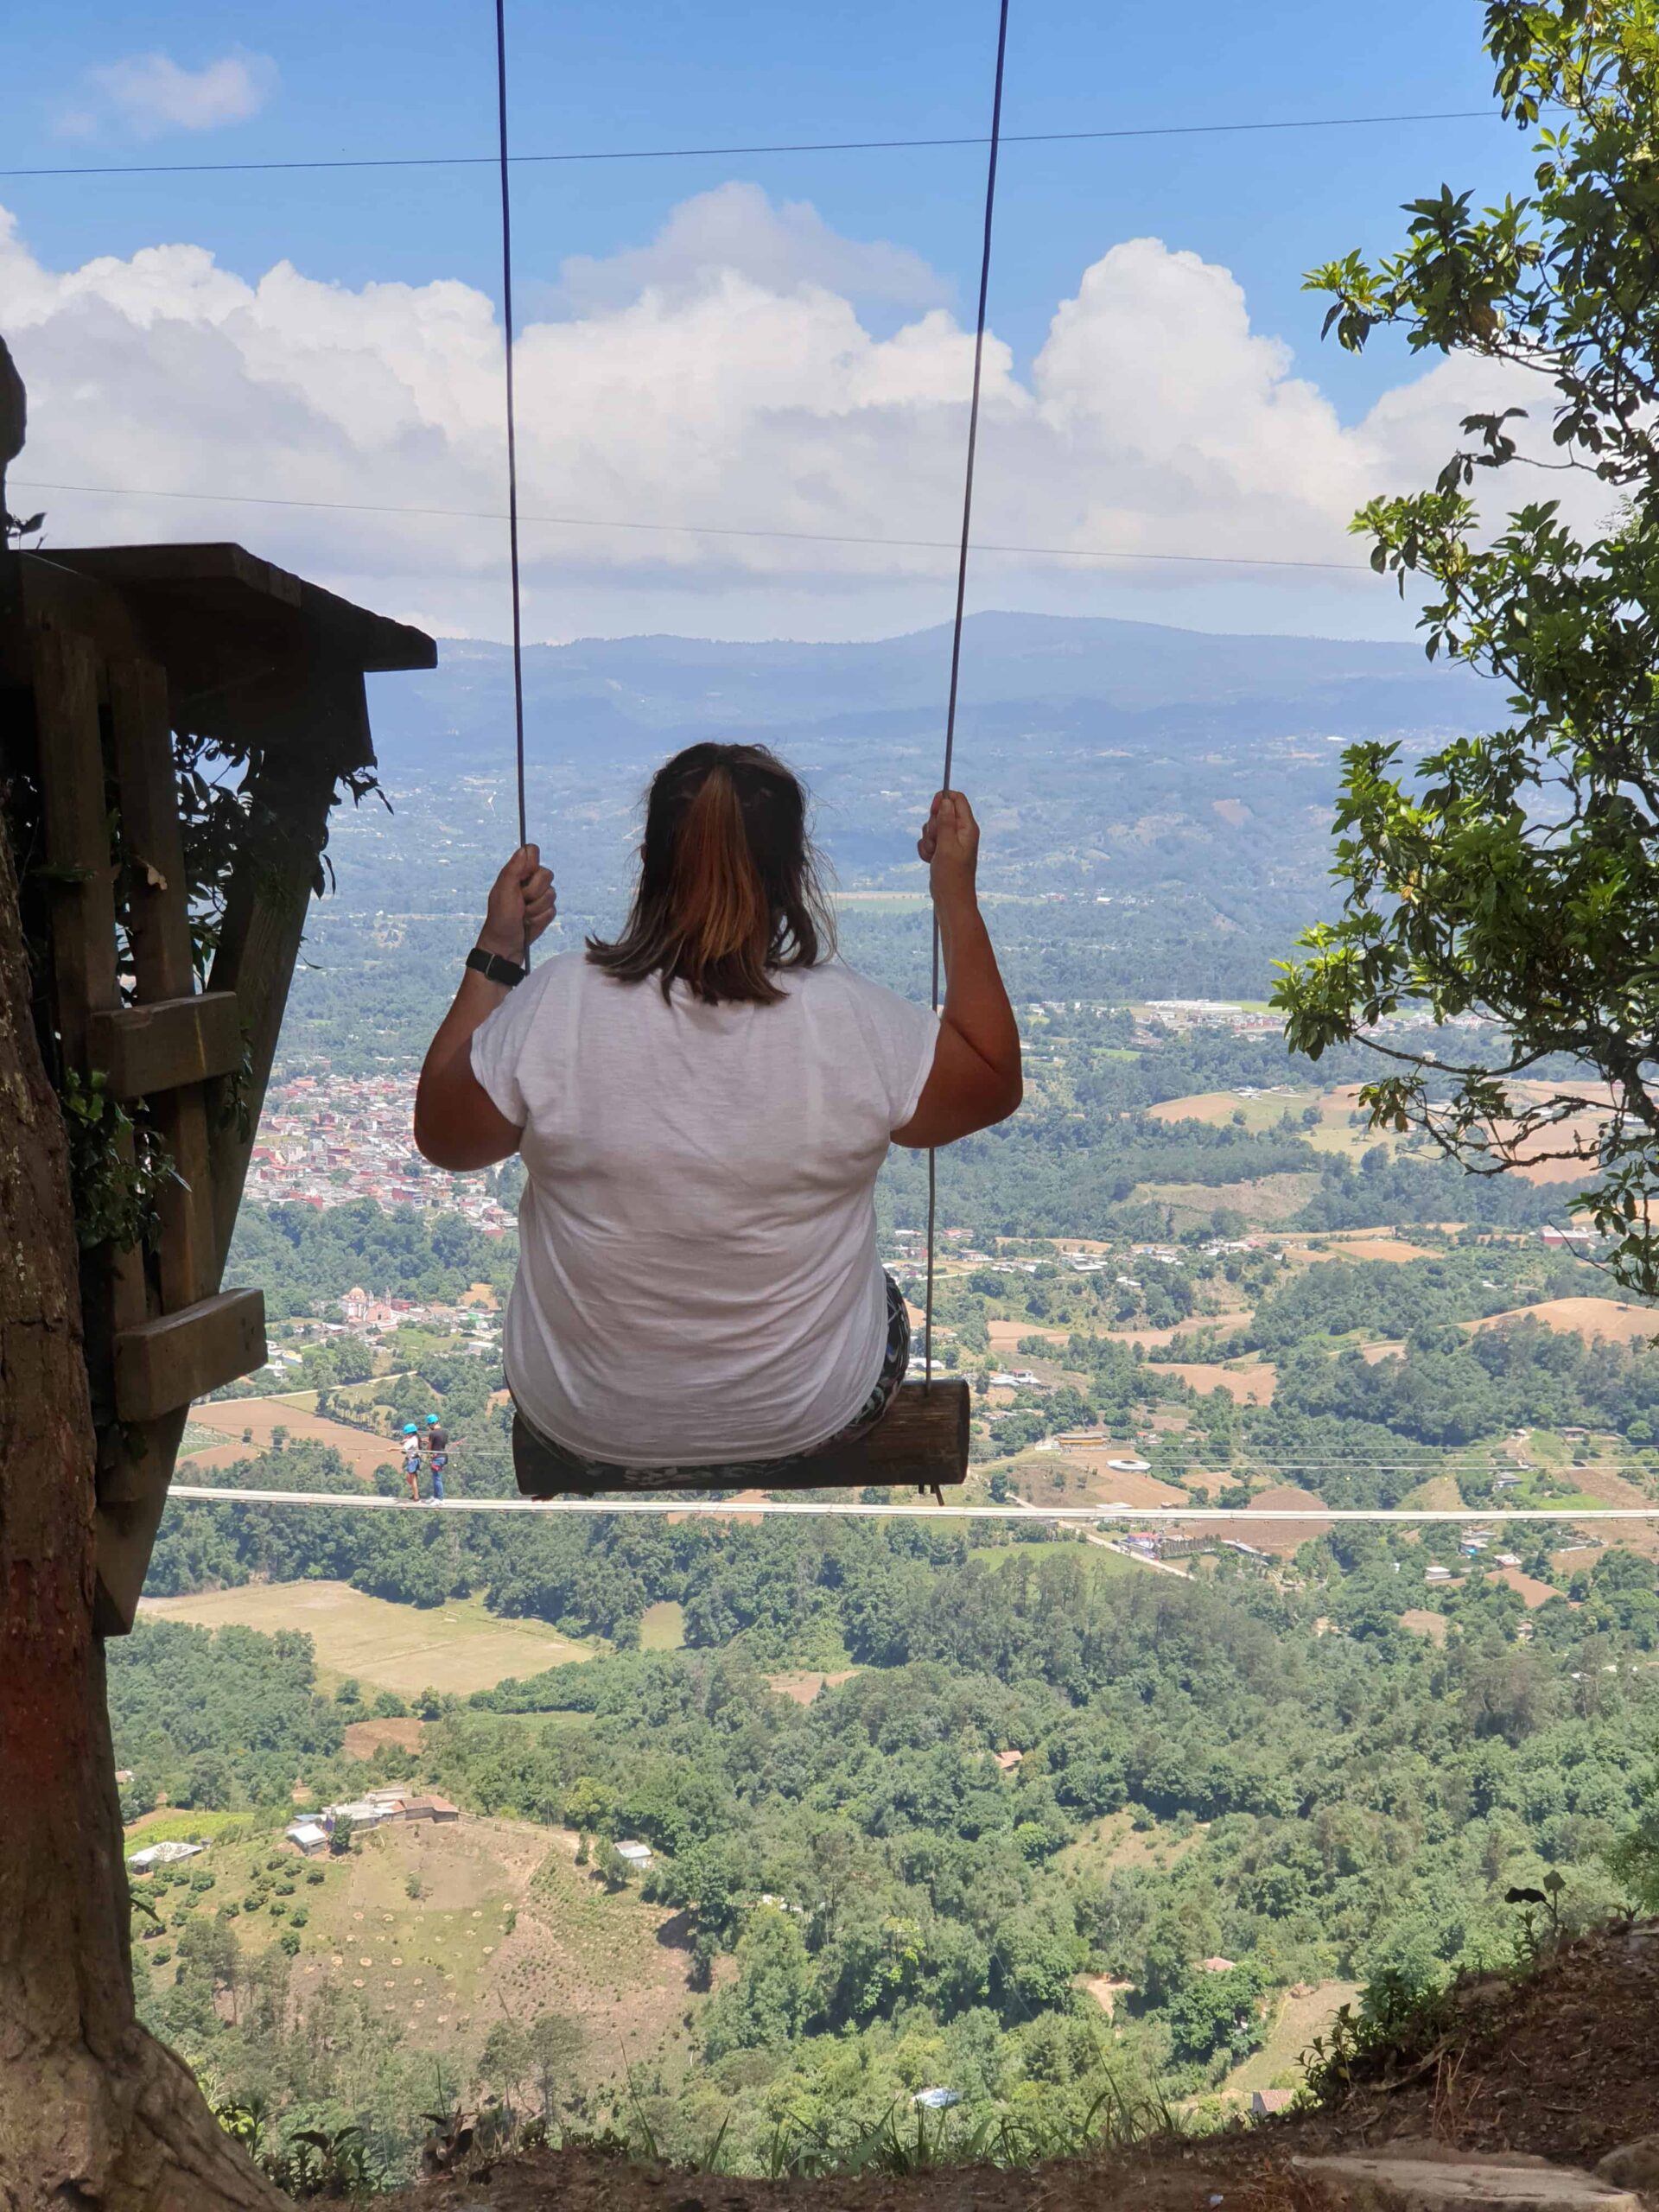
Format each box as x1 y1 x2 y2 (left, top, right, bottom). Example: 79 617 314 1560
1147 1083 1395 1166
1057 1809 1211 1882
1015 1452 1187 1510
1214 1980 1361 2107
766 1668 859 1705
639 1600 686 1650
130 1813 703 2094
1278 1230 1441 1264
1131 1171 1323 1228
137 1582 593 1696
1159 1359 1275 1405
186 1395 399 1484
1469 1297 1659 1345
1182 1485 1333 1558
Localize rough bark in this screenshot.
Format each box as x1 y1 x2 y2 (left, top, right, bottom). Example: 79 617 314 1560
0 782 283 2206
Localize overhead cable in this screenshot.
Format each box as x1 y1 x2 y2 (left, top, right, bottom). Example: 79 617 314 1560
11 478 1371 576
0 108 1497 183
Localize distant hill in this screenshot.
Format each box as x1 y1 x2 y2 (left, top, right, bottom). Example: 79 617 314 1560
346 608 1485 912
370 607 1484 775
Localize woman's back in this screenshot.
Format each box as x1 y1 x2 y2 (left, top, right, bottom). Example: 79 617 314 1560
472 950 937 1464
414 739 1020 1474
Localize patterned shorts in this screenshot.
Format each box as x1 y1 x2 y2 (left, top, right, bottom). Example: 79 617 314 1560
512 1272 911 1497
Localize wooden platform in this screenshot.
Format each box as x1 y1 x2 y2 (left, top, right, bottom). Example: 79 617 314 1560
2 540 434 1633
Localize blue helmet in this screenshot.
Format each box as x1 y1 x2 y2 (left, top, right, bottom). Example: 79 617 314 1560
426 1414 441 1426
402 1424 419 1435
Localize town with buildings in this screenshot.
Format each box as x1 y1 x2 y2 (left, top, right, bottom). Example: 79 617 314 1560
245 1075 516 1230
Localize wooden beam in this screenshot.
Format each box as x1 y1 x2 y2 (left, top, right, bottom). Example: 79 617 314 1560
31 616 116 1068
107 655 218 1312
513 1377 971 1498
113 1287 266 1424
86 991 241 1098
107 658 193 996
93 1409 189 1637
30 609 151 1434
206 677 368 1268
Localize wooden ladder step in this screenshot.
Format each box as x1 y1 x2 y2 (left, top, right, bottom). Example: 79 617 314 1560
113 1287 267 1424
88 990 241 1098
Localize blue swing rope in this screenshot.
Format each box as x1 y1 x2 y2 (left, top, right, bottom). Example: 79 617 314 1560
924 0 1011 1383
495 0 529 861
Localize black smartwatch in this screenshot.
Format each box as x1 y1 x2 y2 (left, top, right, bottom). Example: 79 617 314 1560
466 946 527 988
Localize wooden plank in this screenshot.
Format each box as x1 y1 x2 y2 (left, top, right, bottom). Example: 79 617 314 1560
513 1377 971 1498
87 991 241 1097
31 611 151 1428
108 658 193 996
93 1409 189 1637
13 550 141 673
113 1287 266 1424
48 543 436 673
107 654 216 1309
753 1379 971 1490
206 697 361 1268
31 616 116 1067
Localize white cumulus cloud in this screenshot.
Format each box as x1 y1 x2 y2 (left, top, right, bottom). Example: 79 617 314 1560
0 189 1568 641
58 50 276 141
555 183 949 314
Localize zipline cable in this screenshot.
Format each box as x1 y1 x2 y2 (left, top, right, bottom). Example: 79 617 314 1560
164 1486 1659 1523
494 0 529 857
925 0 1010 1389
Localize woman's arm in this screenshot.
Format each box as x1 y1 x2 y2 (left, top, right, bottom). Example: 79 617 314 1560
892 791 1023 1149
413 844 556 1172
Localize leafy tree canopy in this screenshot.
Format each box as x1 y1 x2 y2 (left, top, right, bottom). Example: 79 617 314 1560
1276 0 1659 1294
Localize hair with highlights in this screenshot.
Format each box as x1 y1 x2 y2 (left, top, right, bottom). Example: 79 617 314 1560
586 742 834 1005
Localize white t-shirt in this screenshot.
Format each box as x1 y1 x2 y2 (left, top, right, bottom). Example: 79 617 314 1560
470 951 939 1465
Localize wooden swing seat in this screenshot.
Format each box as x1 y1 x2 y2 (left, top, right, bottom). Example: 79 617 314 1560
513 1376 970 1497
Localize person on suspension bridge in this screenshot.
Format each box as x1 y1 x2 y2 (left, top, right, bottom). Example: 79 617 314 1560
424 1413 449 1503
413 741 1021 1490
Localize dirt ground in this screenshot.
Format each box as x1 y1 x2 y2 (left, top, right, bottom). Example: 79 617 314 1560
382 1924 1659 2210
766 1669 859 1706
343 1716 427 1760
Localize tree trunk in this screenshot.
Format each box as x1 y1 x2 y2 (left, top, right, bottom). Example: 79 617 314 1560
0 801 283 2206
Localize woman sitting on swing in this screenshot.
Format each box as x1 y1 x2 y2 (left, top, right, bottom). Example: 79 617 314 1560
414 742 1021 1490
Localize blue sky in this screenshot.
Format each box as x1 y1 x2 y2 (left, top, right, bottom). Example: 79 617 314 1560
3 3 1549 642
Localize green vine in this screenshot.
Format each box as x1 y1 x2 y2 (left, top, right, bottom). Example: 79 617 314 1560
58 1068 174 1253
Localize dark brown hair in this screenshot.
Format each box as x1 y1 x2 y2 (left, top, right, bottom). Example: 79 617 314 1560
586 742 835 1005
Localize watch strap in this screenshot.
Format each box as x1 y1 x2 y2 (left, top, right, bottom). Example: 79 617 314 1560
466 946 527 988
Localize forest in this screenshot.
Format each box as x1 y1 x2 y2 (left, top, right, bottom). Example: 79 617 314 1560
126 741 1659 2177
116 1518 1659 2175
